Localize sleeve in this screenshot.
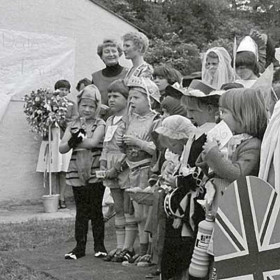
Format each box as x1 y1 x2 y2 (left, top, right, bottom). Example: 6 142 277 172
204 141 261 182
100 121 109 161
137 139 156 155
139 63 154 79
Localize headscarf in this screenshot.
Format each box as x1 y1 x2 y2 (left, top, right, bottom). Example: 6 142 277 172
202 47 235 90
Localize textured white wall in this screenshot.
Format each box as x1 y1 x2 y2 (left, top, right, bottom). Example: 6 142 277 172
0 0 137 202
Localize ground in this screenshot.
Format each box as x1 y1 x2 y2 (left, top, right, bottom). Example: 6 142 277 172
0 200 156 280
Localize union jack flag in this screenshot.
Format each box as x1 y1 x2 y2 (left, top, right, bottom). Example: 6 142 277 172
213 176 280 279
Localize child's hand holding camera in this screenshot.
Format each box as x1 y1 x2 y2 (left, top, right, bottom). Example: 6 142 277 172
68 128 86 149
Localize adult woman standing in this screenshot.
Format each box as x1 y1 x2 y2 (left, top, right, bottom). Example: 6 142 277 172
92 39 128 106
122 31 153 83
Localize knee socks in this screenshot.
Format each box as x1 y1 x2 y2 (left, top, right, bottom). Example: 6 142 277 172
123 213 138 252
115 215 125 250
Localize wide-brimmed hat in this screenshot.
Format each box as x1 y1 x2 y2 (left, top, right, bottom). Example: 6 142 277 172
183 79 225 97
182 71 202 87
155 115 196 140
165 82 187 99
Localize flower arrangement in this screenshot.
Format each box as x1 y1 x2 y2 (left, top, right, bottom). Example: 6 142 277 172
23 89 69 137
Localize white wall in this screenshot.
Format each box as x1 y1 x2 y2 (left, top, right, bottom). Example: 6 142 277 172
0 0 135 86
0 0 137 202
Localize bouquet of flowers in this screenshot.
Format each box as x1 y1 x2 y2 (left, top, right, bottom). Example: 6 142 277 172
23 89 69 137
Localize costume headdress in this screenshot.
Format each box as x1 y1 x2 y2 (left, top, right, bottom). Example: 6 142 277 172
237 36 259 60
77 84 101 118
126 77 160 109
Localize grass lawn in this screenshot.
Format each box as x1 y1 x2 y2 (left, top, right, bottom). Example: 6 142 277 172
0 218 74 280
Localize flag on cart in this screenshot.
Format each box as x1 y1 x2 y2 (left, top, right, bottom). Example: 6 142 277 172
213 176 280 279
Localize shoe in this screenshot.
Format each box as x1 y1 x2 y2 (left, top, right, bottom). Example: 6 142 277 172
94 251 107 258
94 244 107 258
121 250 137 266
59 200 67 209
65 250 85 260
103 248 119 262
112 249 134 263
137 254 153 267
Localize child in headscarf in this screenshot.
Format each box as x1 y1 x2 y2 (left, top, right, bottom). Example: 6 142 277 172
202 47 235 90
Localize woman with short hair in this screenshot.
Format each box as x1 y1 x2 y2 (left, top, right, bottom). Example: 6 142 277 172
92 39 128 106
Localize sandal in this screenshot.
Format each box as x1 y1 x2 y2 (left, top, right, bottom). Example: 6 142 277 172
112 249 134 263
103 248 118 262
137 254 153 267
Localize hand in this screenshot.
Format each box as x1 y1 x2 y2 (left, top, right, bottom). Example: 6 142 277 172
202 139 219 155
123 135 140 146
165 173 176 188
172 218 182 229
67 129 85 149
105 167 118 179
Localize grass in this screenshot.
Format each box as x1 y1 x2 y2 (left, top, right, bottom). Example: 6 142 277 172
0 218 74 280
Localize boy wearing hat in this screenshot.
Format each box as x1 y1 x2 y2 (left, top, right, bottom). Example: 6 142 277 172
60 84 107 260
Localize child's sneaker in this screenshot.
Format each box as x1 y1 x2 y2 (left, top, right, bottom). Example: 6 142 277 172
94 251 107 258
94 245 107 258
65 249 85 260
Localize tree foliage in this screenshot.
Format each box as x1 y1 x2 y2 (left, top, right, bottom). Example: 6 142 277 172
145 33 202 75
95 0 280 74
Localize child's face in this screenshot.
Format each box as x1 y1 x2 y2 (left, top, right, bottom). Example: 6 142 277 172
162 108 170 119
219 107 241 134
123 40 141 60
159 134 185 155
153 75 169 92
206 56 219 77
236 66 255 80
184 104 215 126
78 99 97 119
101 46 120 66
129 89 150 115
58 87 70 97
108 92 127 113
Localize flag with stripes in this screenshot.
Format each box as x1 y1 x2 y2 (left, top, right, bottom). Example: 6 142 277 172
213 176 280 279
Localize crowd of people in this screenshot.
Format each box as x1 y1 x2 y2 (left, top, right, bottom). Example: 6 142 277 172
37 30 280 279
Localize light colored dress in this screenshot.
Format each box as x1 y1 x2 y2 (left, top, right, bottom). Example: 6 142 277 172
36 126 72 173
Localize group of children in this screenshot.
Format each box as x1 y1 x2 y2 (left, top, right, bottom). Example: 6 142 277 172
36 30 280 279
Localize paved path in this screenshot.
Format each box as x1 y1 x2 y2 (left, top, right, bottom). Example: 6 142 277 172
0 202 76 223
